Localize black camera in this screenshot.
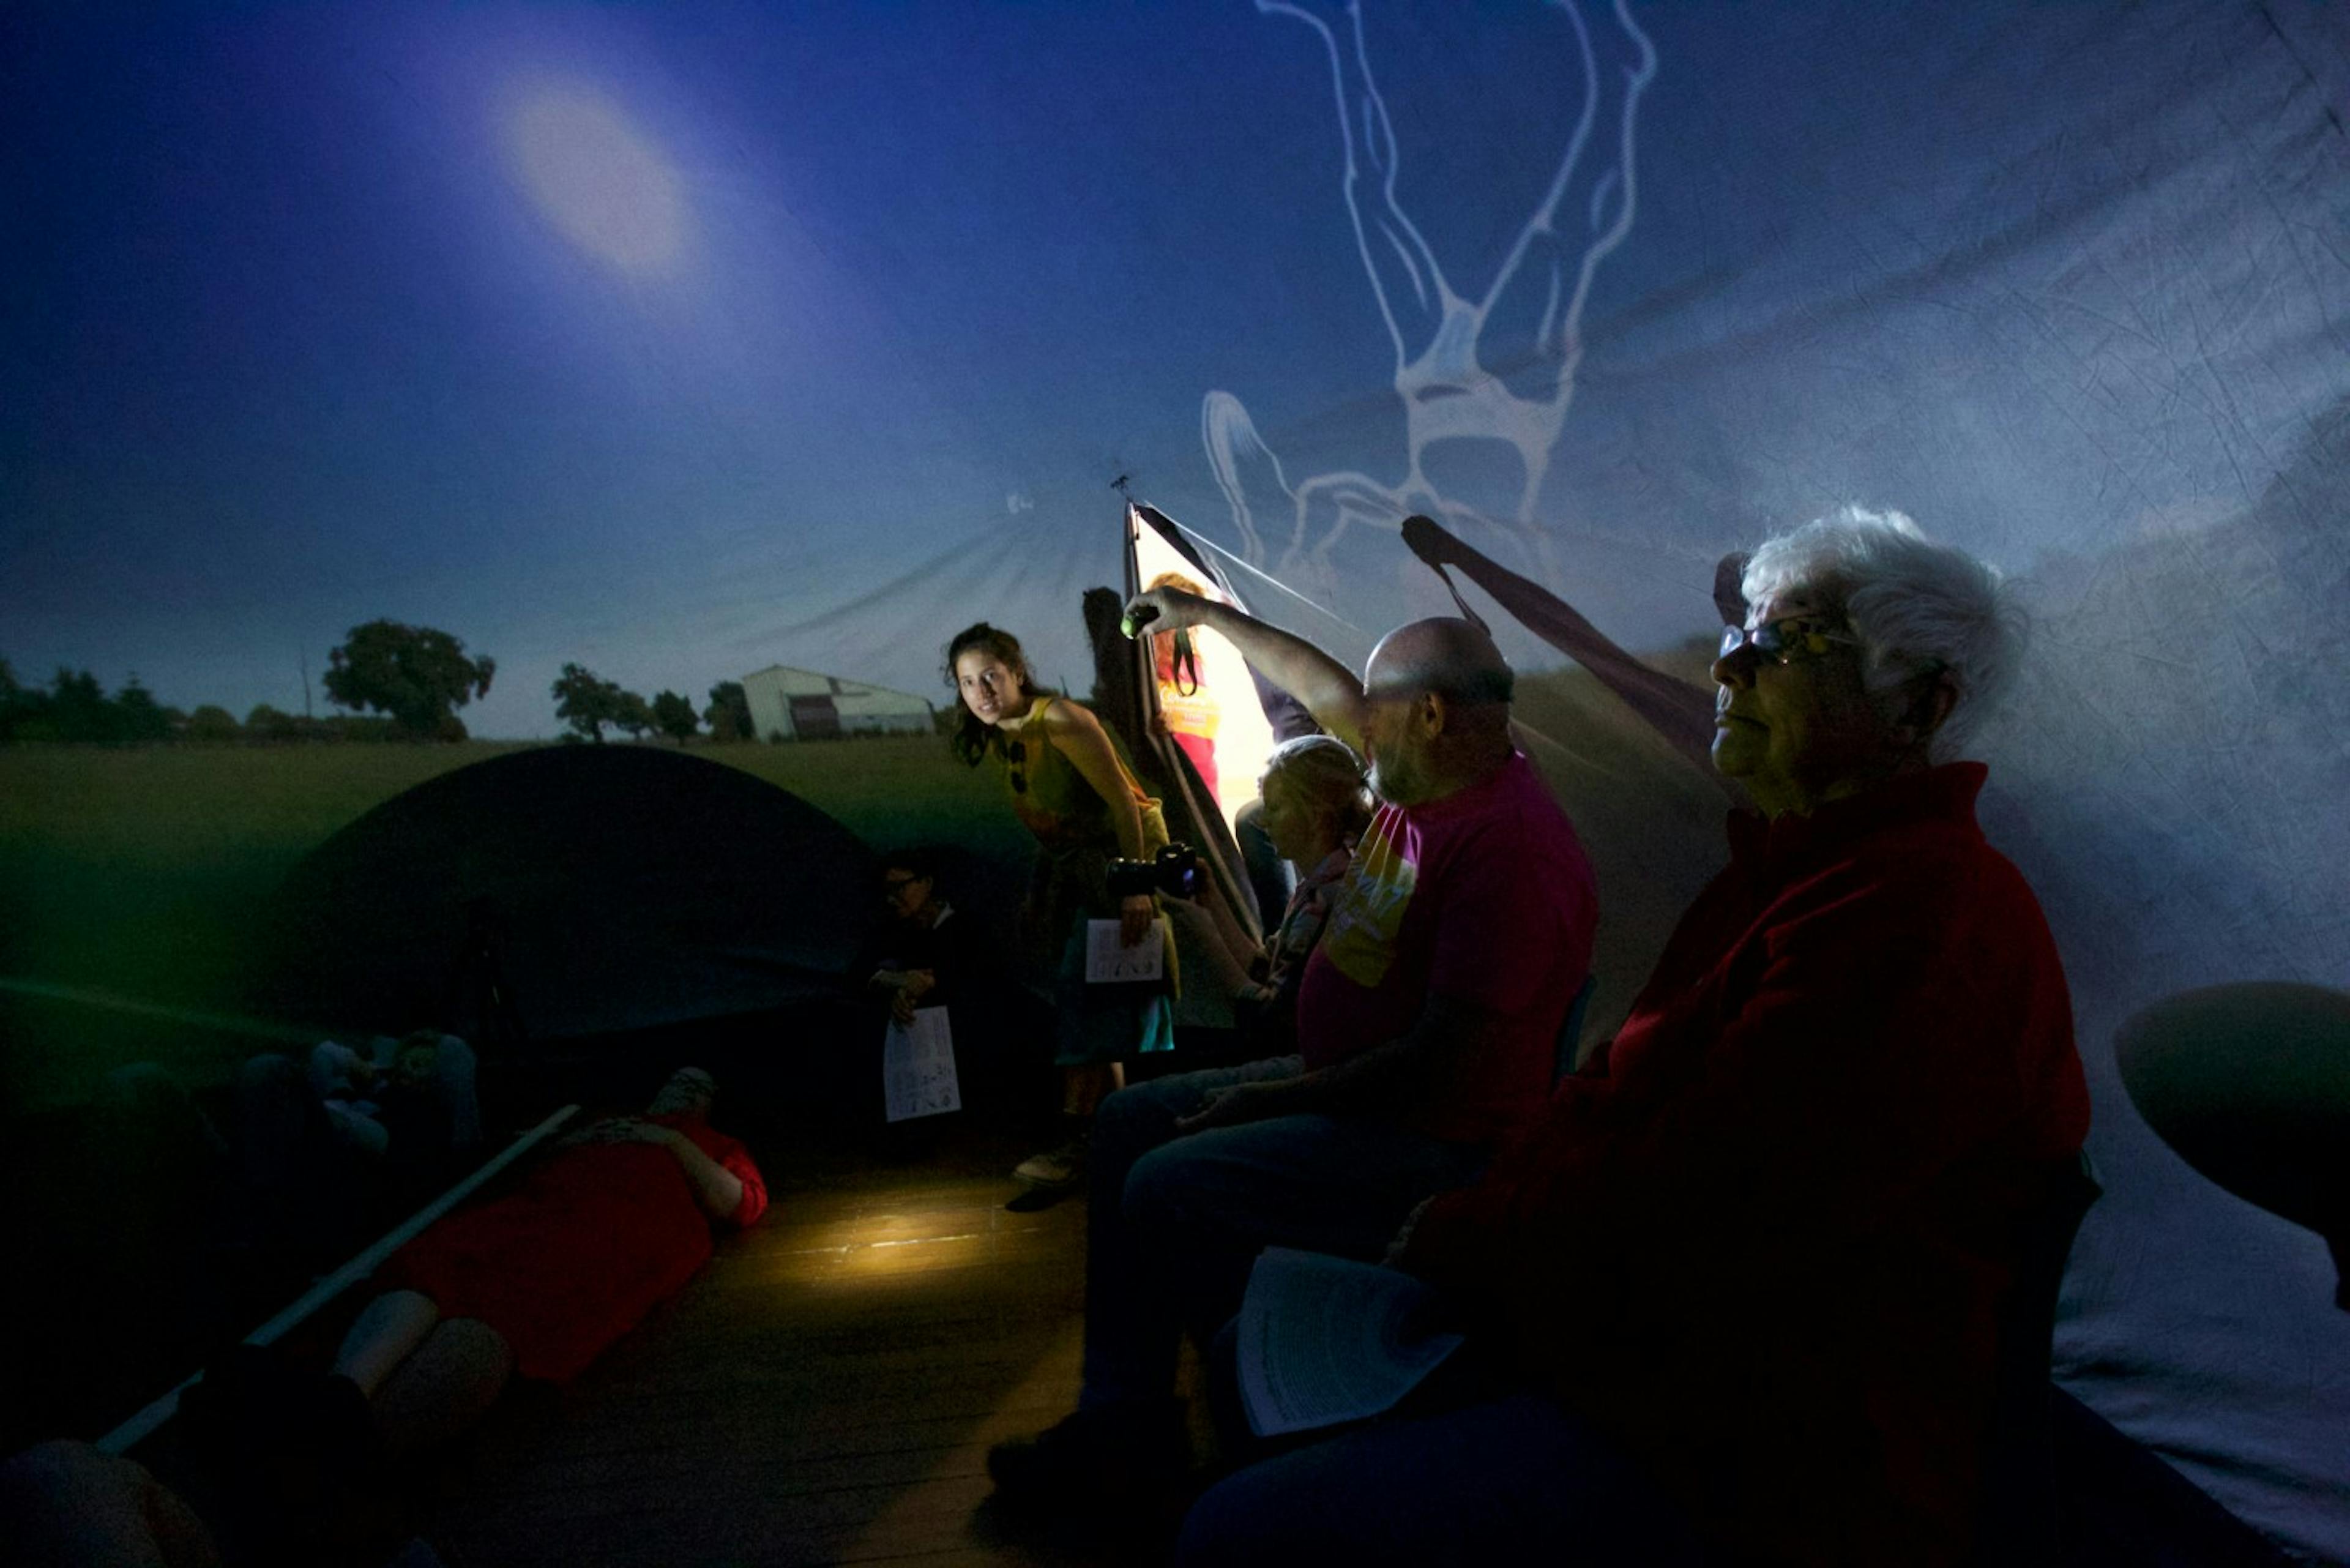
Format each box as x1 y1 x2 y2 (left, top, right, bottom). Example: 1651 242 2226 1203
1106 842 1200 900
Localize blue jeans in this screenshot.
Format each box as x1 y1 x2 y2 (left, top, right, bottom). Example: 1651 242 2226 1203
1078 1057 1486 1410
1175 1392 1729 1566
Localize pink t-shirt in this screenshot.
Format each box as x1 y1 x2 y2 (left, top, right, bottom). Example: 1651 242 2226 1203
1296 750 1598 1143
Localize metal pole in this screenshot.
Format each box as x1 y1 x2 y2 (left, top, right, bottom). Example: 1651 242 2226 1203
96 1102 581 1455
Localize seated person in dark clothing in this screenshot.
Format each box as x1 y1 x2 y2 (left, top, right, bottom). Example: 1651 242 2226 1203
308 1031 481 1159
1176 506 2092 1568
234 1030 482 1258
858 848 1005 1025
855 848 1026 1107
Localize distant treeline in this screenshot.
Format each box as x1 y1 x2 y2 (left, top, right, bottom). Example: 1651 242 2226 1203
1 616 504 744
6 619 953 747
0 660 414 745
552 665 745 745
0 657 744 747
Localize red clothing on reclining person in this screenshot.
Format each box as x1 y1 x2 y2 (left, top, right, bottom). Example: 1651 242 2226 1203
1296 750 1598 1144
374 1113 767 1383
1403 763 2089 1568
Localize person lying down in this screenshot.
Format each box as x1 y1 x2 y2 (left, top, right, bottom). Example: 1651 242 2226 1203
330 1066 767 1455
162 1069 763 1558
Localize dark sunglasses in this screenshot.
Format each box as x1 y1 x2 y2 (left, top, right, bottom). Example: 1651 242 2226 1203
1718 615 1858 666
1005 739 1027 794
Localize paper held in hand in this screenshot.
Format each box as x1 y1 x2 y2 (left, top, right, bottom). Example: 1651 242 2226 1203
882 1006 960 1122
1085 917 1166 984
1236 1246 1466 1438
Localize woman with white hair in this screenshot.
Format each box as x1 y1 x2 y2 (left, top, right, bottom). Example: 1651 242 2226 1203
1177 507 2091 1568
1711 505 2023 810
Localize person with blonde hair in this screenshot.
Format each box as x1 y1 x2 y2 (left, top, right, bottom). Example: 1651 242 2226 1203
1218 734 1374 1053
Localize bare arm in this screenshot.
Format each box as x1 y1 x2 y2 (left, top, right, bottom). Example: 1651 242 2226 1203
1042 699 1147 859
1192 875 1268 982
594 1121 747 1220
1163 894 1263 1001
660 1127 746 1220
1400 513 1718 774
872 968 936 1025
1123 588 1368 750
1043 698 1157 944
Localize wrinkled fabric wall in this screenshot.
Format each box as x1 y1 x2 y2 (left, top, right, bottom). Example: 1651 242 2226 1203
1216 6 2350 1553
1209 7 2350 1553
8 0 2347 1554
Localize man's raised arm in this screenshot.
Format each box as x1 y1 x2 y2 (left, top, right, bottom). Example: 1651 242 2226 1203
1121 586 1368 750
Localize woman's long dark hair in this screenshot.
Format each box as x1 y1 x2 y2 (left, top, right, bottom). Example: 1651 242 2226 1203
943 622 1053 767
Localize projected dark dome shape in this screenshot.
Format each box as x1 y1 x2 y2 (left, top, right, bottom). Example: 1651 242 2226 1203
254 746 875 1040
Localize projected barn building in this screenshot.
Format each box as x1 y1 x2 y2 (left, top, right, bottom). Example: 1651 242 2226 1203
742 665 934 741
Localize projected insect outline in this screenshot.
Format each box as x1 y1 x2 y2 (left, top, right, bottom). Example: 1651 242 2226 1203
1203 0 1657 600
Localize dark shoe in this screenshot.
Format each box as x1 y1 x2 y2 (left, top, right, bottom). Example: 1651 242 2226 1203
1002 1182 1075 1214
987 1400 1188 1514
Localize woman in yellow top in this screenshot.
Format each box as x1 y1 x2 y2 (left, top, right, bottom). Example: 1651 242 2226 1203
947 622 1173 1194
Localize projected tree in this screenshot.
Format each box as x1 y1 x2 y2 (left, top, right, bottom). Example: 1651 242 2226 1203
704 681 752 744
324 621 496 741
47 669 114 742
613 690 655 743
553 662 627 744
185 704 241 744
245 704 299 743
651 690 698 745
113 678 173 744
0 662 51 742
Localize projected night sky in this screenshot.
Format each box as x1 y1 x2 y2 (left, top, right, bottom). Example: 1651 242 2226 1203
4 1 2341 745
504 84 690 277
10 1 1445 734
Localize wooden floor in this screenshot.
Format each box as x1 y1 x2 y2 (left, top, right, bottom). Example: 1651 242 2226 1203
422 1130 1174 1568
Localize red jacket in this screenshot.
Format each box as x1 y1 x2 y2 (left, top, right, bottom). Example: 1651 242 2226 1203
379 1114 766 1384
1404 763 2089 1567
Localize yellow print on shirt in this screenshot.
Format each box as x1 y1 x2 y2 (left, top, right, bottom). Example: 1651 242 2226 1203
1316 816 1417 988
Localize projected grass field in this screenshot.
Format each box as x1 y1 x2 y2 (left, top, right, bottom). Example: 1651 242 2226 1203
0 658 1727 1108
0 736 1026 1105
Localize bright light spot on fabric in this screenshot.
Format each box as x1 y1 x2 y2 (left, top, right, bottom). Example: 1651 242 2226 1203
504 84 686 275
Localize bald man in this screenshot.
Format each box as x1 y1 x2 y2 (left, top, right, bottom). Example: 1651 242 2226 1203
989 589 1598 1514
